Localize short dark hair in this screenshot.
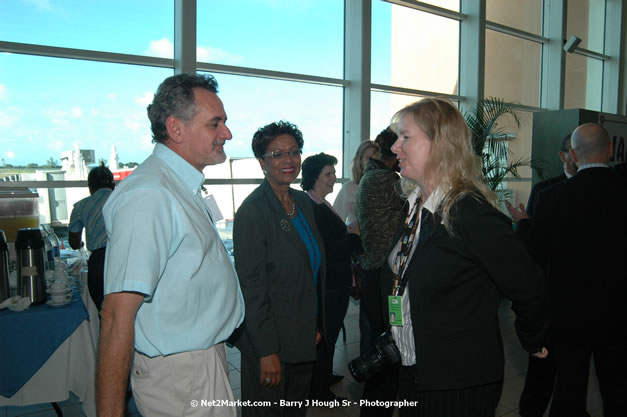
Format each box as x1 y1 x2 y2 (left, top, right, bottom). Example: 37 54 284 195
251 120 304 158
301 153 338 191
88 163 114 193
560 134 572 152
375 126 398 160
147 73 219 144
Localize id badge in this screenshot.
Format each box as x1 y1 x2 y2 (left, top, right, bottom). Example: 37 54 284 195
388 295 403 326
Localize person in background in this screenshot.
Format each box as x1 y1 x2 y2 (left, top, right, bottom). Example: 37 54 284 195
97 73 245 417
301 152 362 401
504 133 577 417
386 97 548 416
231 121 325 417
505 134 577 239
68 163 115 311
333 140 379 224
528 123 627 417
355 127 406 417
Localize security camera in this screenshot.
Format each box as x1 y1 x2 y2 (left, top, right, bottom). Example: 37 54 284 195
564 35 582 53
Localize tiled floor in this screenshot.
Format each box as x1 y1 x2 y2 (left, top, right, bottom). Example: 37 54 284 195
1 299 604 417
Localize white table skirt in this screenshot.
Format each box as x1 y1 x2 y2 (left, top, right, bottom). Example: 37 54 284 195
0 279 100 417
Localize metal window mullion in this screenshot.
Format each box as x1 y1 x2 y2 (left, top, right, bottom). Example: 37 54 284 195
383 0 465 21
486 21 548 44
196 62 347 87
371 83 462 101
540 0 566 111
0 41 173 68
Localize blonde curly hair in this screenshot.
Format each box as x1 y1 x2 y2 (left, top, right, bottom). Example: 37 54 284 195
391 97 497 233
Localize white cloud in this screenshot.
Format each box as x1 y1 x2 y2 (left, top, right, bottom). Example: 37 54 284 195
135 92 154 106
0 107 22 128
48 140 64 151
197 46 244 65
21 0 52 10
124 117 143 132
146 38 173 58
144 37 242 65
70 107 83 118
106 93 117 101
0 84 7 100
5 151 15 159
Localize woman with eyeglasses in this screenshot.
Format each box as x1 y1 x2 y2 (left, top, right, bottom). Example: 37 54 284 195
231 120 326 417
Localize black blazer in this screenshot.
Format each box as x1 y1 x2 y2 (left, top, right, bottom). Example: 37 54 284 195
516 173 566 240
231 180 326 363
313 202 362 291
380 194 549 391
529 168 627 344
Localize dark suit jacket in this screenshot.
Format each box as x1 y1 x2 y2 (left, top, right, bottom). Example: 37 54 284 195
313 202 362 291
231 180 326 363
529 167 627 344
380 194 549 391
516 173 567 239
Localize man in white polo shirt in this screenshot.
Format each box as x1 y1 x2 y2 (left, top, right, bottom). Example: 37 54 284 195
96 73 245 417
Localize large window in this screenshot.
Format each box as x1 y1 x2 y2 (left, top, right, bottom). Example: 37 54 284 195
484 30 542 107
372 0 459 95
1 53 171 167
0 0 173 57
197 0 344 78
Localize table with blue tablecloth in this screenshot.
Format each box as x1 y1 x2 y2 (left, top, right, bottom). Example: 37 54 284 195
0 283 99 417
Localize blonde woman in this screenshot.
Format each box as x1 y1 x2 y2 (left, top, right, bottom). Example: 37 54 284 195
384 98 549 416
333 140 379 224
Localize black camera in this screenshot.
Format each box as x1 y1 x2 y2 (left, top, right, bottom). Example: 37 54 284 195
348 331 401 382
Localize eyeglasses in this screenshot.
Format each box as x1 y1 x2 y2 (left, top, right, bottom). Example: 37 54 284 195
262 149 302 159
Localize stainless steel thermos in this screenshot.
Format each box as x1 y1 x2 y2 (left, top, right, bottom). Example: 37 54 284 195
0 230 9 303
15 227 46 304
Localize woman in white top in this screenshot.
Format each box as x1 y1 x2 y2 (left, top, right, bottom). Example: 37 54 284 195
332 140 379 224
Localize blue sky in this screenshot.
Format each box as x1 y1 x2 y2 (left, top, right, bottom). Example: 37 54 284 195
0 0 393 167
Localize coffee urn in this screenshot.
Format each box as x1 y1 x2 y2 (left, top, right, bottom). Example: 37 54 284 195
0 230 9 303
15 228 46 304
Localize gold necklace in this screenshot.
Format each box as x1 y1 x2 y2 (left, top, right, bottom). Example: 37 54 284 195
286 195 296 217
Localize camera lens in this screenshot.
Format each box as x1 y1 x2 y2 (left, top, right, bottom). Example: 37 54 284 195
347 332 401 382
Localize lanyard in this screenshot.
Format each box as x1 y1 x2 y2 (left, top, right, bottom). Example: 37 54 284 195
392 200 421 297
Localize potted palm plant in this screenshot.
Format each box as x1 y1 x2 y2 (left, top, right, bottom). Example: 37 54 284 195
463 97 543 203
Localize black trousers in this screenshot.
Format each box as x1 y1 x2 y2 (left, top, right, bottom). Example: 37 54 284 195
398 365 502 417
549 342 627 417
87 247 106 311
240 353 313 417
519 350 556 416
310 285 350 398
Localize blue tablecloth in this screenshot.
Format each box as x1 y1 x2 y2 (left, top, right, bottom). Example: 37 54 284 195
0 291 89 397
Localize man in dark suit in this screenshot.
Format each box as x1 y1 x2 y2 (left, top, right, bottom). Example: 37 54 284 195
529 123 627 417
505 133 577 417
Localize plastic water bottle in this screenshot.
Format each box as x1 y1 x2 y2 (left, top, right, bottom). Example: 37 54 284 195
48 228 60 260
41 226 54 270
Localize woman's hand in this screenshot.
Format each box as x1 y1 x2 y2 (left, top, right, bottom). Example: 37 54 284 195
259 353 281 387
347 220 360 235
315 330 322 345
532 347 549 359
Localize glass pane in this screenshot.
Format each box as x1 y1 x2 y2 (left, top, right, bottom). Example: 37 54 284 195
200 73 343 179
564 53 603 111
370 91 424 140
0 0 173 57
197 0 343 78
486 0 543 35
484 30 541 107
567 0 606 52
0 53 171 170
372 1 459 94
